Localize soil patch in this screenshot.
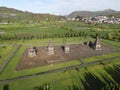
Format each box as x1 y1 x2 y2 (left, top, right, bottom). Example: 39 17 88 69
16 44 117 70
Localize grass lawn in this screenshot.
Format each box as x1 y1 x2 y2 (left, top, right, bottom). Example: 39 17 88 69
0 48 119 89
0 37 94 46
0 22 120 89
0 45 16 67
0 37 119 80
84 52 120 63
0 45 81 80
0 59 120 90
102 39 120 50
1 21 113 36
0 44 119 90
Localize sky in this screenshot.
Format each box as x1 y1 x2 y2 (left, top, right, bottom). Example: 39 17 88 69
0 0 120 15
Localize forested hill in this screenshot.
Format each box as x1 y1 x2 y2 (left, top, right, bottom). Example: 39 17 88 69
0 6 30 14
67 9 120 18
0 7 61 23
109 13 120 18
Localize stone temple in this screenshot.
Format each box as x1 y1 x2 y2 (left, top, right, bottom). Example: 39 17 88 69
28 45 37 57
47 41 54 55
64 44 70 53
16 39 118 70
94 37 102 50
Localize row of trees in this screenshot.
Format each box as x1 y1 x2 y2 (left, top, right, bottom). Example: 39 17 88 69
105 30 120 41
90 31 120 41
0 31 88 40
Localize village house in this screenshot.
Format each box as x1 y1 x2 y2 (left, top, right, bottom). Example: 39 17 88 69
82 15 120 24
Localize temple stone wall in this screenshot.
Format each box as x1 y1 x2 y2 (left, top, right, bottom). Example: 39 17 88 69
94 37 102 50
28 45 37 57
48 41 55 55
48 46 54 55
64 45 70 53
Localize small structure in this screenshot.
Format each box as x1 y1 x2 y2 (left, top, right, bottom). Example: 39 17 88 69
63 40 70 53
28 45 37 57
86 42 90 46
64 45 70 53
48 41 54 55
94 37 102 50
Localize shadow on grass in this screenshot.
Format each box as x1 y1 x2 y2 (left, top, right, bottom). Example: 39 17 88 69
104 65 120 84
100 73 120 90
3 84 9 90
81 72 105 90
72 83 79 90
100 74 114 85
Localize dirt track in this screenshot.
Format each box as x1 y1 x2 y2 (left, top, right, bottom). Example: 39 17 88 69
16 44 117 70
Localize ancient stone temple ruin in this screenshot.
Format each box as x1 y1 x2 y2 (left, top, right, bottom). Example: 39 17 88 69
62 40 70 53
48 41 54 55
28 45 37 57
64 44 70 53
94 37 102 50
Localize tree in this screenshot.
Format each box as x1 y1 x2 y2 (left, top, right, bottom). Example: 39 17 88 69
108 33 113 40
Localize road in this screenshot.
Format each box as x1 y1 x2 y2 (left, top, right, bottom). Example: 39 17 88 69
0 55 120 85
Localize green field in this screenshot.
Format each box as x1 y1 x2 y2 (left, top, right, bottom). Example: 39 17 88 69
0 22 112 38
0 45 16 67
0 60 120 90
0 38 119 90
0 22 120 90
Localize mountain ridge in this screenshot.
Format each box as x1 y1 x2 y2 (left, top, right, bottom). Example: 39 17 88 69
0 6 32 14
0 6 61 23
67 9 120 18
0 6 120 23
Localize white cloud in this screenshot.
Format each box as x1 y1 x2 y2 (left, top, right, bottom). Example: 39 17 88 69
29 0 120 15
0 0 120 15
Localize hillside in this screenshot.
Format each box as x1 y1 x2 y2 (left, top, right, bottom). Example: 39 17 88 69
67 9 120 18
0 6 31 14
1 7 120 23
109 13 120 18
0 7 61 23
